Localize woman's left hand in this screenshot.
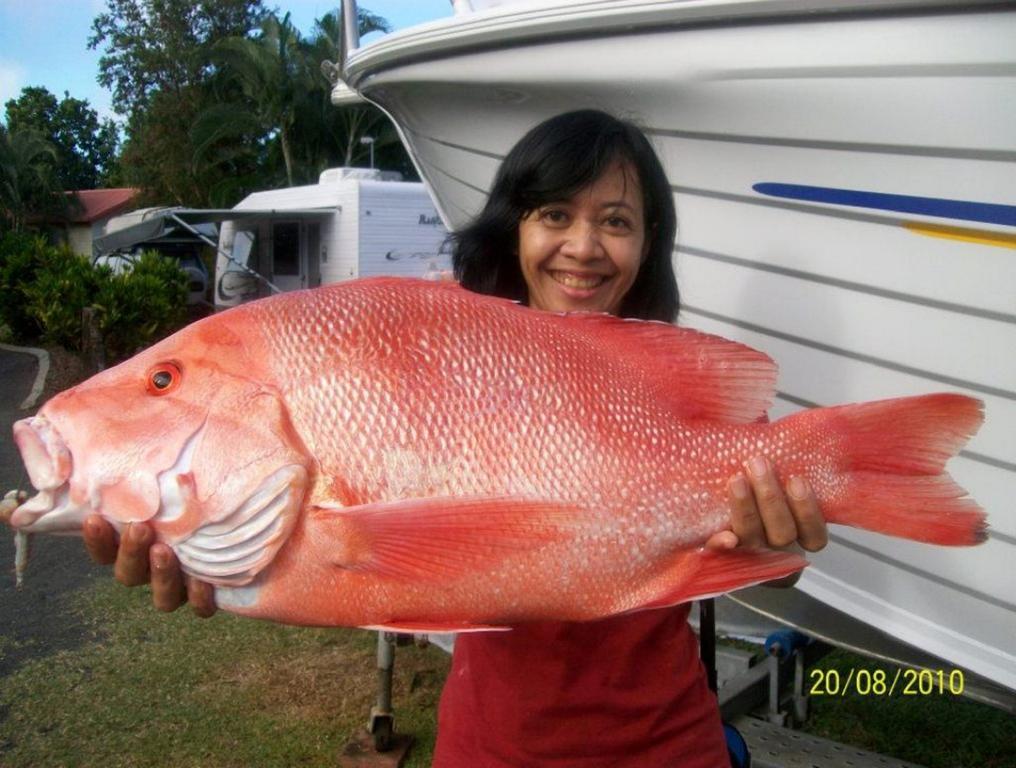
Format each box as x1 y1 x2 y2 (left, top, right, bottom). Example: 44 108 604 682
705 455 828 585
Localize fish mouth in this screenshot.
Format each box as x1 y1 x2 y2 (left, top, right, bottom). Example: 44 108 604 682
11 416 90 534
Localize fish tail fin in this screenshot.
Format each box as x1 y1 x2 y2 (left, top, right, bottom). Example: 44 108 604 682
791 393 987 545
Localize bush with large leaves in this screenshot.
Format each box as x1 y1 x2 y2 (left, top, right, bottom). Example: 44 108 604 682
94 251 188 360
1 235 188 360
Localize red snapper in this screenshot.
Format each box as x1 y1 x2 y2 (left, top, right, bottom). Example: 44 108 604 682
10 278 986 631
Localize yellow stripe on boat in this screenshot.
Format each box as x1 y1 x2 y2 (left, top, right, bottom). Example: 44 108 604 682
904 222 1016 249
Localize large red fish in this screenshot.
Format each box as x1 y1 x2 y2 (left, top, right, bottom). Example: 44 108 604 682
10 278 985 631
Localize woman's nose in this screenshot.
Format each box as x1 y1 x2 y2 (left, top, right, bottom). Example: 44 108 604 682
561 222 602 260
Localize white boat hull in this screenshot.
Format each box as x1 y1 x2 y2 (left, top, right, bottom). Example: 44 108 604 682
338 1 1016 690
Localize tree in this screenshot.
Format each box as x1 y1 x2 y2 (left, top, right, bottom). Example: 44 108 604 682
196 12 312 187
89 0 266 204
295 11 413 178
90 0 266 116
0 125 61 232
4 86 119 190
193 8 415 192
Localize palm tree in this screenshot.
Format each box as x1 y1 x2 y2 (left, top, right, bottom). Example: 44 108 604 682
194 12 311 187
294 11 407 176
0 125 60 232
192 9 406 195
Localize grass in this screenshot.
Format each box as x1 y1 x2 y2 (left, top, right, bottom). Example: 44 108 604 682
2 583 1013 767
0 580 449 767
801 649 1016 768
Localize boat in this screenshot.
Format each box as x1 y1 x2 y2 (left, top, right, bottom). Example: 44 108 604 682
328 0 1016 693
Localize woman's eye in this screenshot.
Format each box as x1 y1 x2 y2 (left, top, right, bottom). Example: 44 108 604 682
605 215 632 230
541 209 568 224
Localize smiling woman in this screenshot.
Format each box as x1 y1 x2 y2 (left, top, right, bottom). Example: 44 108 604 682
449 109 679 322
519 161 647 315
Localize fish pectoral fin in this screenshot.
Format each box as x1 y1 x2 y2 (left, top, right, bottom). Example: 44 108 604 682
631 547 808 611
309 495 581 582
174 464 307 587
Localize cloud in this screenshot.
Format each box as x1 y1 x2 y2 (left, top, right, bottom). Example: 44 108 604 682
0 60 26 110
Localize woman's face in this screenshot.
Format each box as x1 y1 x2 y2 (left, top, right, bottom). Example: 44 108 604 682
518 162 648 316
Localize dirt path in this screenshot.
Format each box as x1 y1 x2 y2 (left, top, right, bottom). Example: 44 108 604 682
0 348 106 680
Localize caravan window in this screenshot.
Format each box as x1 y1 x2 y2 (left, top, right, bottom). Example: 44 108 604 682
273 223 300 276
232 230 256 266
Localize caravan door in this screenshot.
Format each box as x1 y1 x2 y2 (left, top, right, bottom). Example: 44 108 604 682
271 221 306 292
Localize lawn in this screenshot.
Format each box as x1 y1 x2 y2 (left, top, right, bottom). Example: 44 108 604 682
0 580 449 768
0 579 1013 767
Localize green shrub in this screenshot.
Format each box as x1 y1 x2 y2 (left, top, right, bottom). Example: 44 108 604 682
21 247 104 350
1 235 189 359
93 251 189 361
0 232 49 341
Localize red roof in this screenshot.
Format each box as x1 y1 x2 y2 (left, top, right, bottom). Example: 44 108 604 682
66 188 139 223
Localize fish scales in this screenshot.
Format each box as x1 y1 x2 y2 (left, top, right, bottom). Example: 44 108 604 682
9 278 986 631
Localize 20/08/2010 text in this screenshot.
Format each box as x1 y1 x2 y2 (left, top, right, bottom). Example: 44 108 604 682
808 668 965 697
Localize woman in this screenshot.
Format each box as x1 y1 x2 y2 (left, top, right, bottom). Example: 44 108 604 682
432 110 827 767
67 110 826 765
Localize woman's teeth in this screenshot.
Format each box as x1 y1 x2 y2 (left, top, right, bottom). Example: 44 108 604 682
551 271 606 289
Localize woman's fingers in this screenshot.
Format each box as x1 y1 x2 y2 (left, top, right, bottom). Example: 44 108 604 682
150 544 187 612
83 514 119 565
726 457 829 553
186 577 217 619
83 515 218 617
704 529 739 550
726 472 767 549
113 522 153 587
0 501 16 525
742 456 799 548
786 476 828 552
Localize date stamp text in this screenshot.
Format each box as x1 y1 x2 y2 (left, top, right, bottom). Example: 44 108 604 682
808 668 965 697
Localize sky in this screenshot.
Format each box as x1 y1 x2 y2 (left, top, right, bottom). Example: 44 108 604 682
0 0 452 124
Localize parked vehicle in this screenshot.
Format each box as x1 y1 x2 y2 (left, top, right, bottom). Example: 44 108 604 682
95 207 214 306
215 167 451 309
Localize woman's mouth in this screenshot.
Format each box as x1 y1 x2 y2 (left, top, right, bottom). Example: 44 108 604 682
548 270 608 295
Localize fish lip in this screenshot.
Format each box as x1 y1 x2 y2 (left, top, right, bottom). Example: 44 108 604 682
11 417 87 533
13 416 72 491
10 484 89 533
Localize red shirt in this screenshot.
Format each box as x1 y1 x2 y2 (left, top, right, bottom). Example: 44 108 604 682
432 605 730 767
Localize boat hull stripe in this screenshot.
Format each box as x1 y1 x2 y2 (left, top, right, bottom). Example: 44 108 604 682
753 183 1016 227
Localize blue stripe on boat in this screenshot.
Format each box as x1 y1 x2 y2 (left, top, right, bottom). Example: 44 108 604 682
752 183 1016 227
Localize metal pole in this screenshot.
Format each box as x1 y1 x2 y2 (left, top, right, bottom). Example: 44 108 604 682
167 213 282 294
699 599 718 693
369 631 396 751
342 0 360 60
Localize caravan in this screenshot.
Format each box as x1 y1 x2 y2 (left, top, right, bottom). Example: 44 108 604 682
215 168 451 308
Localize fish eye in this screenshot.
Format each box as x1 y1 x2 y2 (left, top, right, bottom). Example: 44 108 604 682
146 363 182 395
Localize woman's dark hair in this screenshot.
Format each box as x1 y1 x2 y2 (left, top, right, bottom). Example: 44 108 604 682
451 109 678 322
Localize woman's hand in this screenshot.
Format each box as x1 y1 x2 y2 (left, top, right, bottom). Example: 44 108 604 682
82 515 217 617
706 455 828 586
0 491 25 525
2 495 216 615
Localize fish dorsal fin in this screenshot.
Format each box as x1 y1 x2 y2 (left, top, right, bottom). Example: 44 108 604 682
174 464 307 586
554 313 777 423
